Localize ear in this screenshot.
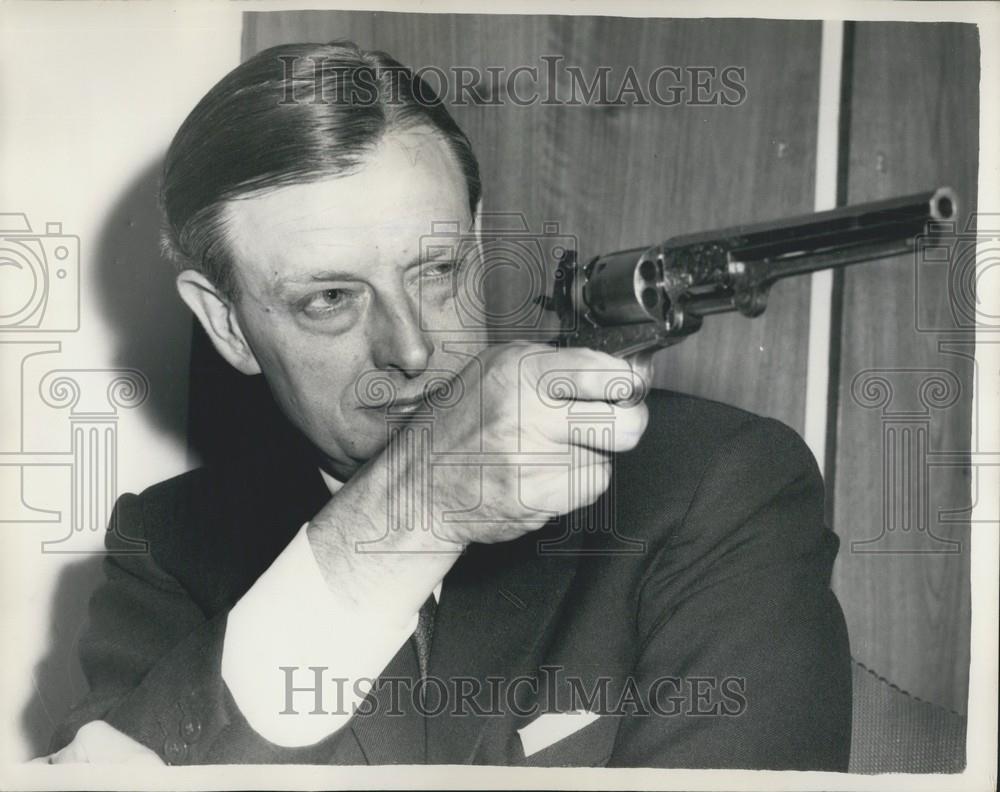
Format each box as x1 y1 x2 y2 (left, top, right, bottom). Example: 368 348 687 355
175 269 261 375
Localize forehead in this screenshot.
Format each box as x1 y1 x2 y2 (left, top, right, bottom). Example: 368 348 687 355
223 128 471 282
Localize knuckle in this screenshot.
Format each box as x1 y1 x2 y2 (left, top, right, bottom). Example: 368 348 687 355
632 402 650 432
614 404 649 447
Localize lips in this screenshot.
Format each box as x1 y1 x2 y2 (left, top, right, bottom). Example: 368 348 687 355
358 393 430 414
388 398 426 414
355 377 455 413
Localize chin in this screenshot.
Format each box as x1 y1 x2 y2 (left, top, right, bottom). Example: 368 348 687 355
330 432 390 469
315 407 414 470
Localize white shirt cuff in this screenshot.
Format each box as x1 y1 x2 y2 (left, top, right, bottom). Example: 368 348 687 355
221 522 422 747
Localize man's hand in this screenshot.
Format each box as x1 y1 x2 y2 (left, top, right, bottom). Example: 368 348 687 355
420 342 650 545
305 342 650 625
32 721 164 765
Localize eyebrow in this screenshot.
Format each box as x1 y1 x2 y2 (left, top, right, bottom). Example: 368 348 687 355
273 247 454 294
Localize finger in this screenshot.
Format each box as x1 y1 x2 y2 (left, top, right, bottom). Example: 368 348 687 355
568 413 644 453
524 347 641 403
525 460 613 513
572 459 614 509
529 399 649 453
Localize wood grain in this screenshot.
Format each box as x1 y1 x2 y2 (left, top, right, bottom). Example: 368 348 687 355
831 22 977 714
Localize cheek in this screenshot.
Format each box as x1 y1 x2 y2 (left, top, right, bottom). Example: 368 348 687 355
265 347 391 462
234 305 394 464
275 348 365 422
242 322 361 423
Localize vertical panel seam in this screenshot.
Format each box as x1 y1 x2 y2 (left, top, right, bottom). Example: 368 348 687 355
804 21 844 480
822 21 856 527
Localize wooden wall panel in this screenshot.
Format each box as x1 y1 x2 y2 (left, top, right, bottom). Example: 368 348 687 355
832 22 977 714
239 12 975 715
243 12 821 434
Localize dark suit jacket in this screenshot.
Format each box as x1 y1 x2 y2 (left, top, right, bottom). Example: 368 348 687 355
52 389 852 768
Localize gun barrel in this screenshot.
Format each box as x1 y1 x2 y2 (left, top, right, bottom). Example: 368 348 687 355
719 186 957 280
553 187 958 357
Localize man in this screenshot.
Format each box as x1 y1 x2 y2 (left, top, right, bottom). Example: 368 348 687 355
47 41 851 768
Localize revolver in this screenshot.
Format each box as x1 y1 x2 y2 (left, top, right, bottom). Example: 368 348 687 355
542 187 957 357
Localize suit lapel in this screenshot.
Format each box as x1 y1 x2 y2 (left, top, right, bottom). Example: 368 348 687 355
426 517 584 764
347 637 428 764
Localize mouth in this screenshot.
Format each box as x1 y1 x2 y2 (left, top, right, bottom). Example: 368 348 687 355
355 373 458 415
386 397 428 414
359 393 432 415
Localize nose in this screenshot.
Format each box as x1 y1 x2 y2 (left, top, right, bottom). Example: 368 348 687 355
370 292 435 377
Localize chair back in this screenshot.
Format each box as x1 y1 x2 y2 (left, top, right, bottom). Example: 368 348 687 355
849 660 966 773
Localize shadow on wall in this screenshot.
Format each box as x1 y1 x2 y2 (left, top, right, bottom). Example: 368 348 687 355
93 159 194 448
91 158 299 468
20 558 104 757
21 158 295 756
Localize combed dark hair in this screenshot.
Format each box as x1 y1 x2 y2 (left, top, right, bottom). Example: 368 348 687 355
160 40 481 297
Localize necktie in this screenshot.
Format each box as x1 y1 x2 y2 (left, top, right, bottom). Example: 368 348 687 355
412 595 437 684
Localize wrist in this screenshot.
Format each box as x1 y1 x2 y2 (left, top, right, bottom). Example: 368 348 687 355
306 448 462 628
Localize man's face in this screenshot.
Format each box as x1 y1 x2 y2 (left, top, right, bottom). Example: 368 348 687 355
222 128 485 478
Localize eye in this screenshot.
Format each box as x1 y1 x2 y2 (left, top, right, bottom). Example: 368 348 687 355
423 259 460 279
301 287 355 317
